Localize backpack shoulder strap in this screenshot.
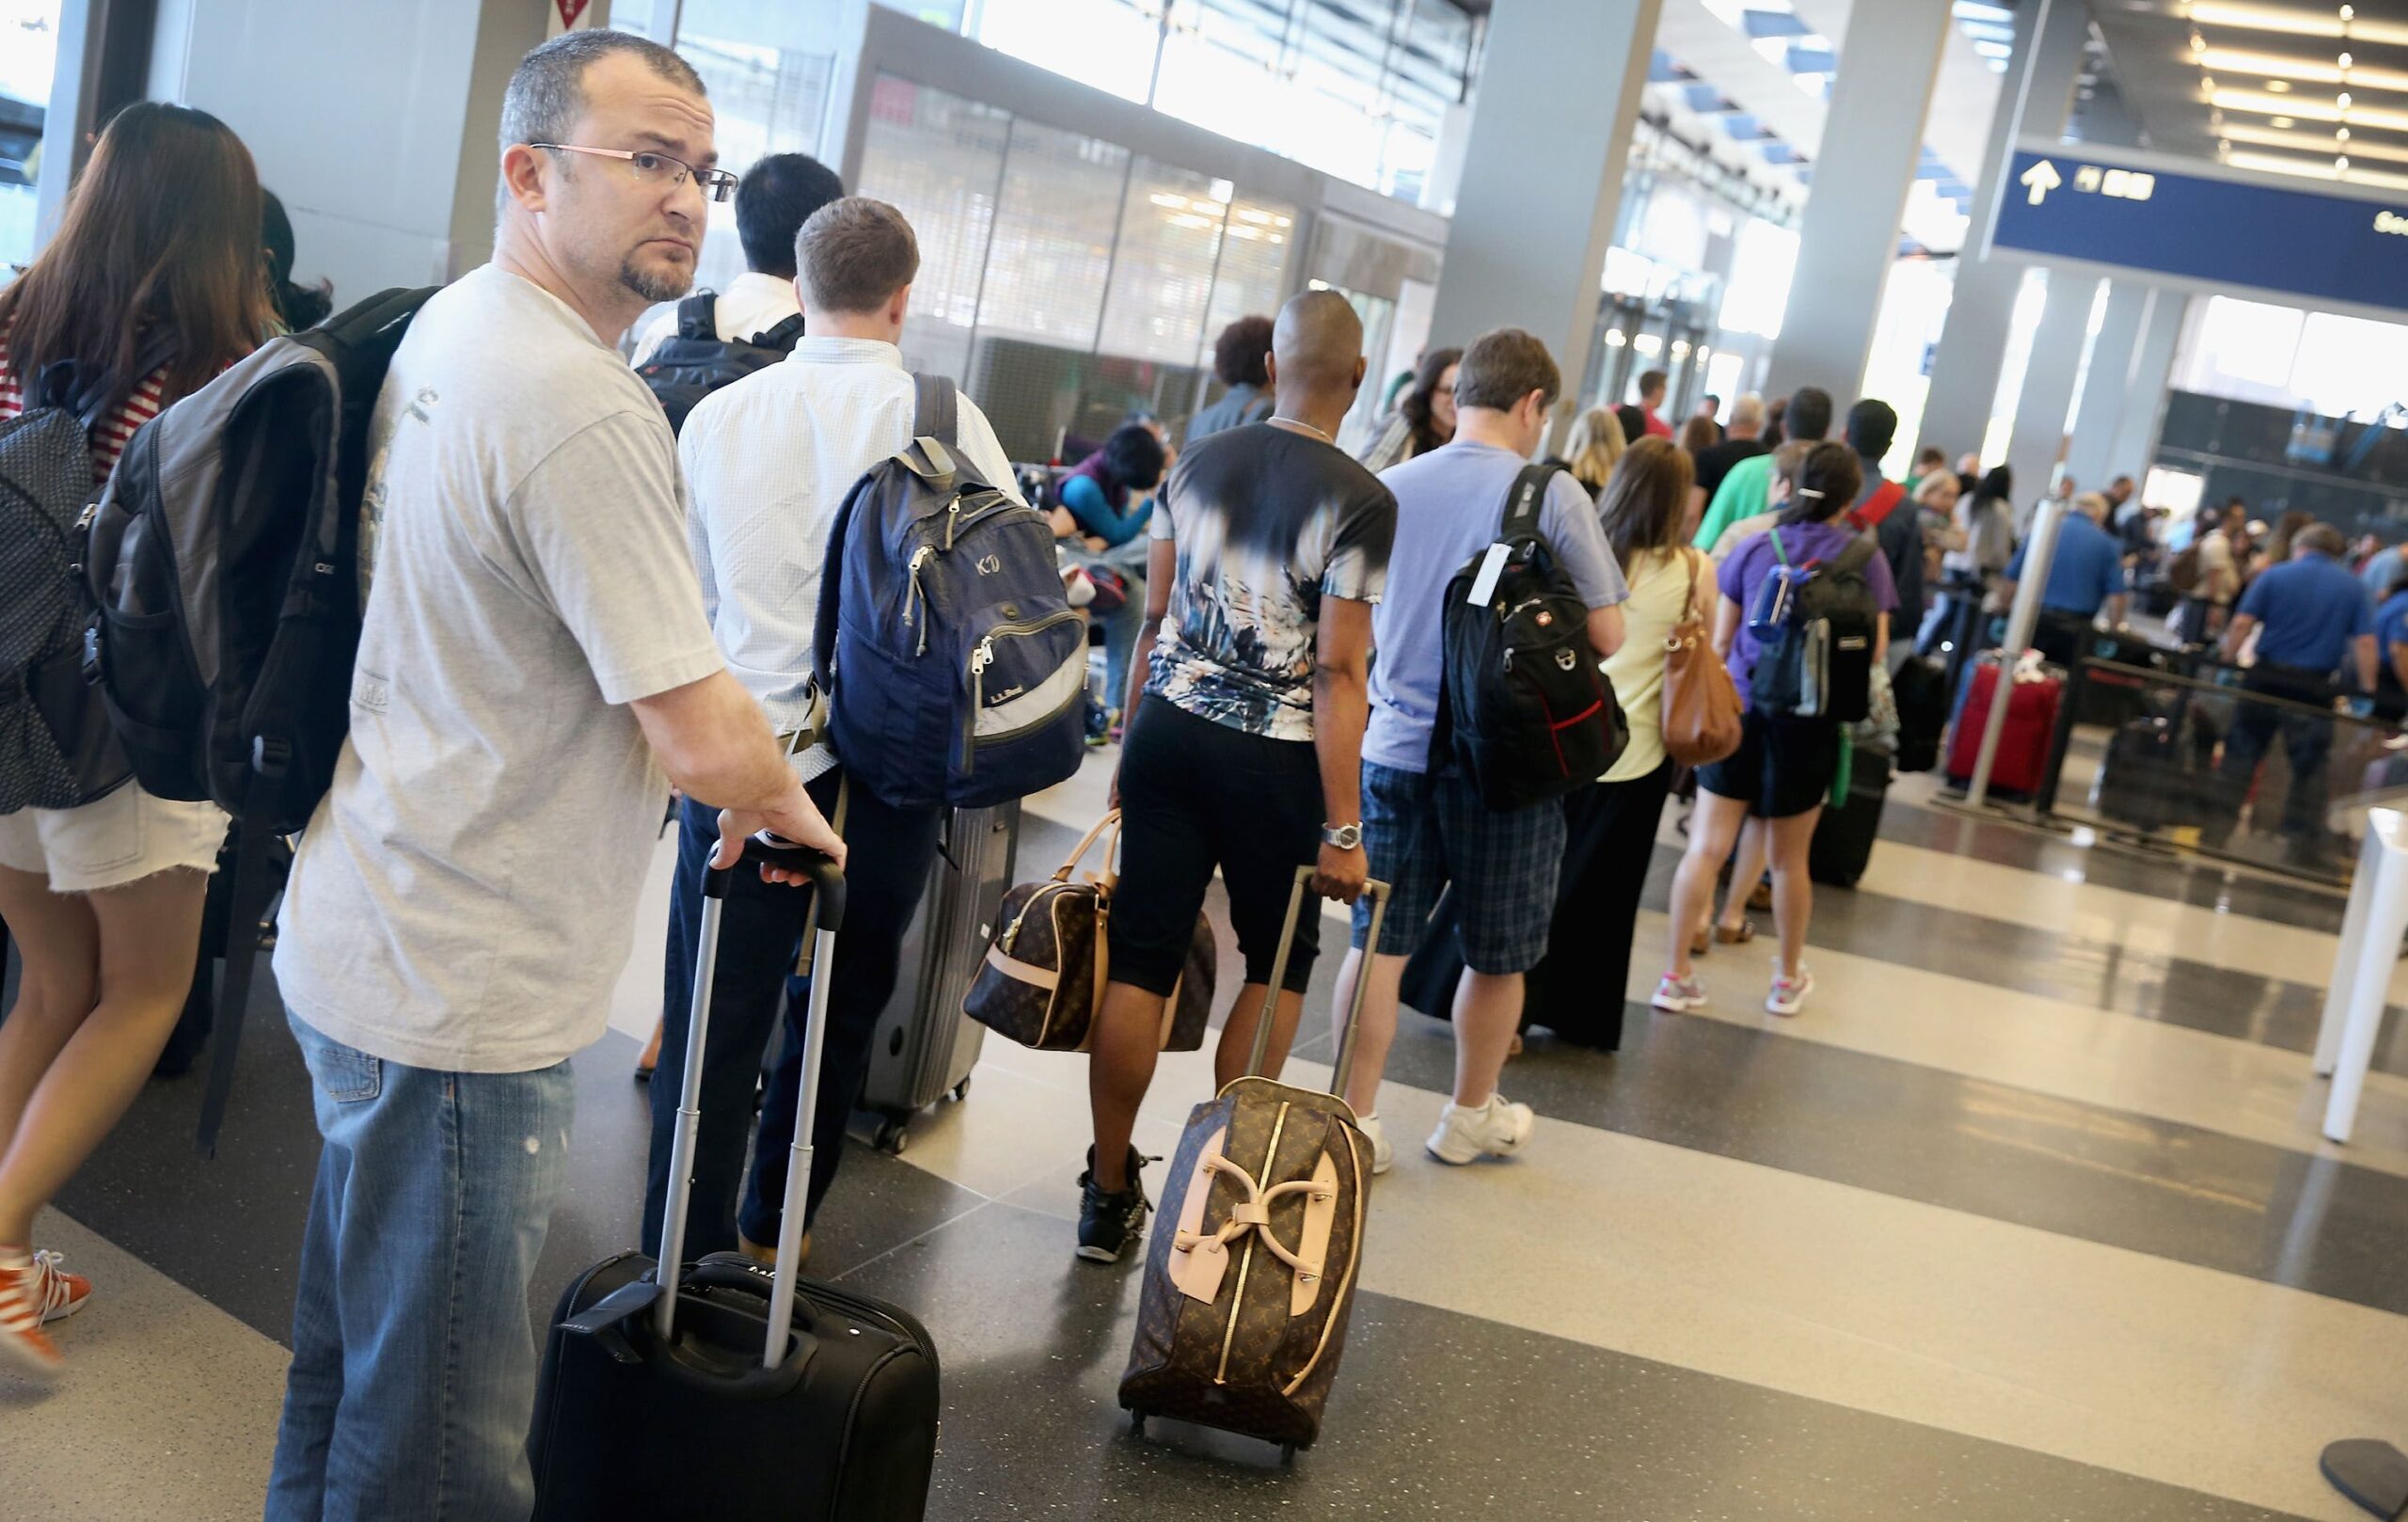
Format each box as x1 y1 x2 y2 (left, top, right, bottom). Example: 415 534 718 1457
675 293 719 341
752 313 804 351
1851 480 1905 531
1501 462 1560 541
1768 526 1792 568
911 373 959 448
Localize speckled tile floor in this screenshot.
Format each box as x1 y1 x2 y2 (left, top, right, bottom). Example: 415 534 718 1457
2 749 2398 1521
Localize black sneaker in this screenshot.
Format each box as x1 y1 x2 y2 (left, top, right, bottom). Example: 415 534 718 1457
1075 1147 1150 1264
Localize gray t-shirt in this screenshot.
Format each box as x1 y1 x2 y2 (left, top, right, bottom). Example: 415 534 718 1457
276 265 725 1072
1363 441 1628 774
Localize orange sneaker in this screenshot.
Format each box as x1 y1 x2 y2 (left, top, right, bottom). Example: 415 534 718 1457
31 1251 90 1324
0 1258 64 1379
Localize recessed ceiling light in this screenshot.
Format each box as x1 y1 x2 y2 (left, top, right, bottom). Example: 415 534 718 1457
2339 90 2353 106
2339 125 2352 139
2339 52 2353 68
2267 79 2291 91
2341 4 2354 18
2338 154 2352 169
2193 31 2209 52
2273 114 2296 125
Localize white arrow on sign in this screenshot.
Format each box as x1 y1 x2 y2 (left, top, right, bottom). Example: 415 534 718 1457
2021 159 2063 205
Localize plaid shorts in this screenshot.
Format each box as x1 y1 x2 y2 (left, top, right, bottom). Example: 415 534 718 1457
1351 763 1565 975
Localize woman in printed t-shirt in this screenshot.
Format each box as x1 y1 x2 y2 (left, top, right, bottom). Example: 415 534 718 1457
1656 442 1896 1023
0 103 277 1376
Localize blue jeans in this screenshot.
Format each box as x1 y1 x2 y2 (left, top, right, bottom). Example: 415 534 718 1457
266 1011 576 1522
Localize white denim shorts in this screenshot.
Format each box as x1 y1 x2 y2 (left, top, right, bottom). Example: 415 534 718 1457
0 783 228 893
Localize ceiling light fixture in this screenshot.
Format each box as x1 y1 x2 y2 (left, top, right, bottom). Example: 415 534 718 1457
2338 125 2352 139
2267 79 2291 91
2338 154 2352 170
2273 115 2296 125
2186 2 2404 47
2339 51 2353 68
2339 90 2353 107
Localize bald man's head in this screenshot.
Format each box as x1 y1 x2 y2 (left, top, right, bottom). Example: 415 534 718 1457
1267 289 1366 403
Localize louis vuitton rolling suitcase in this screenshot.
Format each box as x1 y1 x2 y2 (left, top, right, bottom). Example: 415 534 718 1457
529 836 941 1520
1119 866 1389 1461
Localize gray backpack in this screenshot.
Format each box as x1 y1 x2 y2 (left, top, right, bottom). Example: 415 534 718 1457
0 356 159 814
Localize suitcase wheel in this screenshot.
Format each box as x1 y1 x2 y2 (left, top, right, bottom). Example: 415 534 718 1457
1129 1410 1149 1438
872 1116 911 1155
951 1075 973 1102
1280 1443 1298 1466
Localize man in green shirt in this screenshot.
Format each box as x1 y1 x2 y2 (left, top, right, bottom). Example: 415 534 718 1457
1693 386 1832 551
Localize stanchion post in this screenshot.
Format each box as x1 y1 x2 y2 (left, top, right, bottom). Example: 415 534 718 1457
1968 495 2064 809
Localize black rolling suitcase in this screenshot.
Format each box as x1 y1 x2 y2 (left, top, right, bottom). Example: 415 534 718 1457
530 838 940 1521
1810 750 1891 888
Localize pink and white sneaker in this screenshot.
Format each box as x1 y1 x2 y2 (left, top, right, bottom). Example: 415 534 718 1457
1766 962 1814 1017
1652 973 1708 1013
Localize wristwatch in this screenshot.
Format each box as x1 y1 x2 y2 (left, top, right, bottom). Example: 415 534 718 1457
1320 821 1363 850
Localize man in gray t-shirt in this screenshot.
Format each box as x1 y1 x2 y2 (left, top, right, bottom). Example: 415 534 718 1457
266 36 841 1520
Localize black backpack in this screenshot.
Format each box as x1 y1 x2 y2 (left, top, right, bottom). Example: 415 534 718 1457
1745 526 1880 722
84 285 435 1154
1431 463 1626 810
636 292 803 434
0 348 164 815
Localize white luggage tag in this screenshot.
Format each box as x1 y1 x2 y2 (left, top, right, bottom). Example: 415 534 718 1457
1465 542 1512 606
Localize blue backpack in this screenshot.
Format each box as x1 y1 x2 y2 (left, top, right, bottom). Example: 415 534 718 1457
814 375 1085 810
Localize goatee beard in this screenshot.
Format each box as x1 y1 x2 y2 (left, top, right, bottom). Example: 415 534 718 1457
621 258 691 304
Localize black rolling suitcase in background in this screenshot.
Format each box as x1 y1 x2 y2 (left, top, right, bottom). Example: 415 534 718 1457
530 839 940 1521
859 802 1014 1152
1810 750 1891 888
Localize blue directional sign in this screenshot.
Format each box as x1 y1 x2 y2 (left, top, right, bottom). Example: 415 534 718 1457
1988 147 2408 316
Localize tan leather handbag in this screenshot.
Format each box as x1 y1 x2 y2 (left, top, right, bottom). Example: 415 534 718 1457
962 810 1213 1053
1661 548 1745 769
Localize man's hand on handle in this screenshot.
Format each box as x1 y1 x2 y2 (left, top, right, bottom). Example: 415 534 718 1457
1311 843 1368 905
713 779 846 884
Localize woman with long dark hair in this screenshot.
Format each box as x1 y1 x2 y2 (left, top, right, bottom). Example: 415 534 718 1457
0 103 274 1374
1658 443 1896 1021
1357 345 1460 472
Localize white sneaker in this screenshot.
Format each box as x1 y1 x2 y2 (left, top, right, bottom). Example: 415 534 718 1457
1425 1094 1534 1165
1357 1115 1395 1176
1652 973 1707 1013
1766 961 1814 1017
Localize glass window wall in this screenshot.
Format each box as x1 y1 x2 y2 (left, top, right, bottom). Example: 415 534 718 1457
857 75 1301 461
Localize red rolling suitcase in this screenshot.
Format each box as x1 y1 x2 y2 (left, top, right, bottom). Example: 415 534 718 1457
1947 657 2062 800
529 837 941 1521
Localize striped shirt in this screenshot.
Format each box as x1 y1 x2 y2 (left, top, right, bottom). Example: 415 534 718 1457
0 346 168 484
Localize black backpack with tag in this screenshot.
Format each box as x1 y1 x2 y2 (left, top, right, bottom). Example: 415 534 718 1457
1431 463 1626 811
1746 526 1880 722
0 349 166 815
84 284 435 1154
637 292 803 434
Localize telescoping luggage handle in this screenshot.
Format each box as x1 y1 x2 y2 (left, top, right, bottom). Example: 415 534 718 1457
1250 866 1389 1099
655 831 847 1368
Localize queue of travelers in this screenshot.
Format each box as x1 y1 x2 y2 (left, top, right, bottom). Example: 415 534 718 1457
0 24 2400 1517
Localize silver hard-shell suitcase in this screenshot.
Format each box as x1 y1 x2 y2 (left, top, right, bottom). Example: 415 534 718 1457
860 802 1015 1151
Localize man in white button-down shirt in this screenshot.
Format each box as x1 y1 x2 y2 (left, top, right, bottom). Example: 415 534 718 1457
642 196 1023 1270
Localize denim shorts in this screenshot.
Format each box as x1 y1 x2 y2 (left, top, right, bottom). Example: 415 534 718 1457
1351 762 1564 975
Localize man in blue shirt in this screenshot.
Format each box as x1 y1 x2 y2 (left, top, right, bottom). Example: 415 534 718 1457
1332 326 1627 1173
2218 522 2377 859
1998 491 2130 666
2375 579 2408 721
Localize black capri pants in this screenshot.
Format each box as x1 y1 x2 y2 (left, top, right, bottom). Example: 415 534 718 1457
1107 696 1325 997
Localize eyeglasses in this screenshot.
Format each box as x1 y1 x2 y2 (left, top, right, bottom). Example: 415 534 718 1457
528 143 737 202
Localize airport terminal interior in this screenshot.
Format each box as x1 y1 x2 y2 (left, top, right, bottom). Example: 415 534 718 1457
6 0 2408 1518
